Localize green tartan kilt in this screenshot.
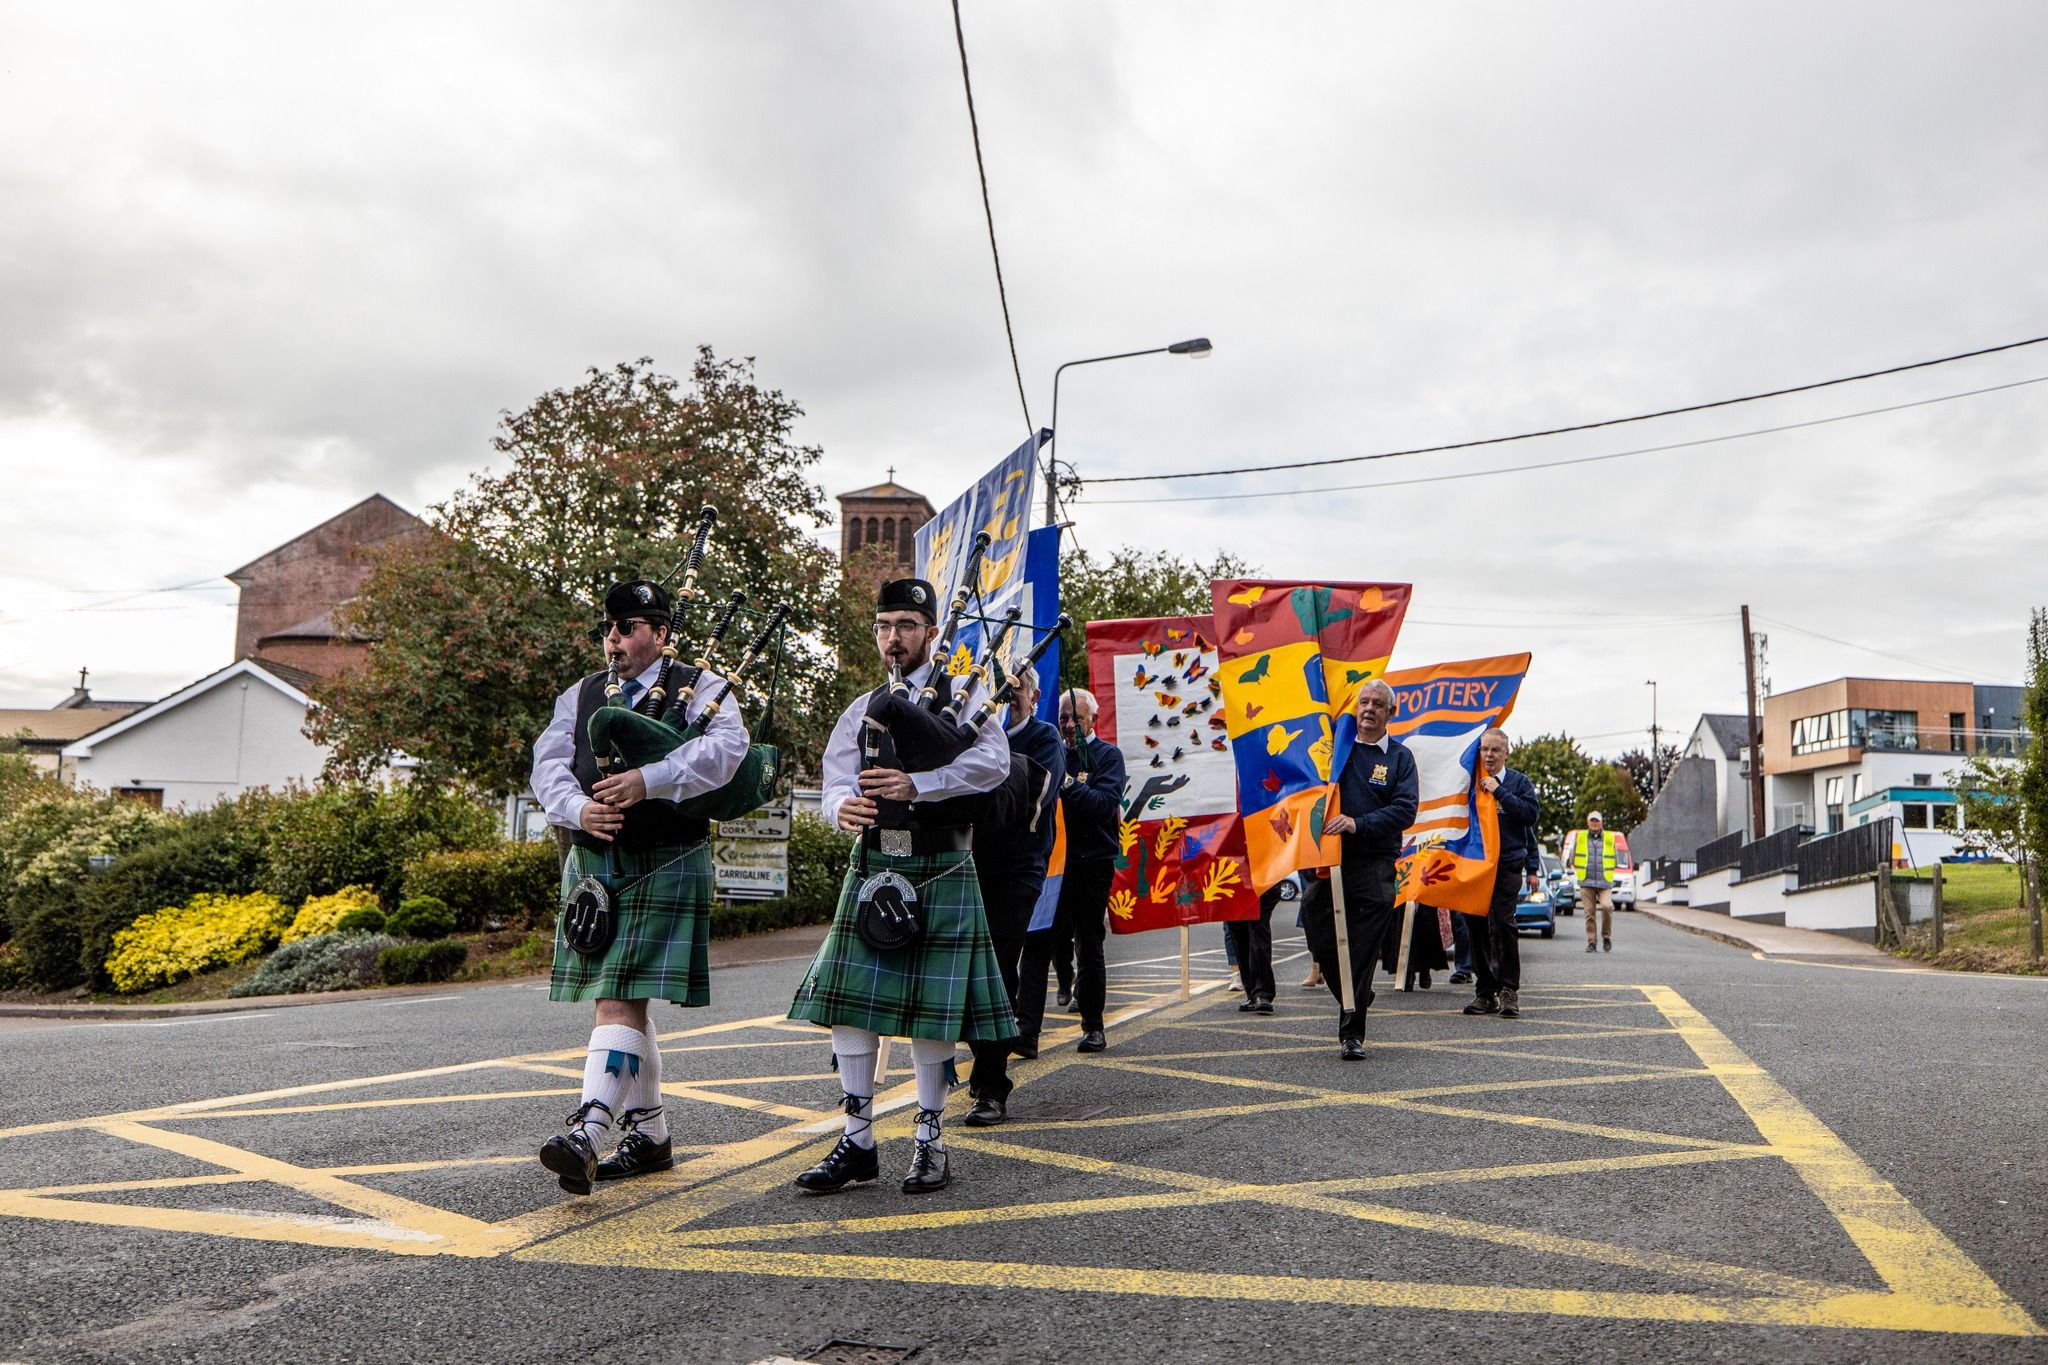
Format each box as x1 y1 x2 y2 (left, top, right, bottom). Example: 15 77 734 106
787 848 1017 1043
549 840 713 1006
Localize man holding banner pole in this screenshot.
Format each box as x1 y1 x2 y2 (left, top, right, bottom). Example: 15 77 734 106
1463 728 1542 1020
1310 680 1418 1060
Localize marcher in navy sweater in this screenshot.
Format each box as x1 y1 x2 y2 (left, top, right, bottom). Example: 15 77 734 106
1465 728 1544 1019
1014 687 1126 1054
1305 680 1419 1059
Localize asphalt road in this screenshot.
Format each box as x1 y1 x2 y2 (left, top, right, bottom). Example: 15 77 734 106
3 912 2045 1365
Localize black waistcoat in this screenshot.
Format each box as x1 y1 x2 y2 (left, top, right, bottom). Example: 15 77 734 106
568 672 710 852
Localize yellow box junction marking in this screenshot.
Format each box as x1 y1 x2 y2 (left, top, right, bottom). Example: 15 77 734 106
0 983 2037 1337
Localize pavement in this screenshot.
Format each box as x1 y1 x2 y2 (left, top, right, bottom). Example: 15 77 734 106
1632 902 1912 966
2 914 2045 1364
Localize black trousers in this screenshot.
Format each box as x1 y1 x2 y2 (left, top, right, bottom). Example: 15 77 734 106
1300 859 1399 1042
1472 862 1524 998
968 864 1042 1102
1224 885 1282 1002
1016 857 1114 1035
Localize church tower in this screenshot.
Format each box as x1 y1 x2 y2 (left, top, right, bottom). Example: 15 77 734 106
836 470 936 588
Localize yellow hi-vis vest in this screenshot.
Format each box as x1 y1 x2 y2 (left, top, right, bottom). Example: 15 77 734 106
1567 829 1618 881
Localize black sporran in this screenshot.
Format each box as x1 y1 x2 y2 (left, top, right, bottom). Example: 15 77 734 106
853 869 922 952
563 873 617 957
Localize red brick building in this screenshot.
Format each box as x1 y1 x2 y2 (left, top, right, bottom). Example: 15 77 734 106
226 493 426 679
836 475 935 589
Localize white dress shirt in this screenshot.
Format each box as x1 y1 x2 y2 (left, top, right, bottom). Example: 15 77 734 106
819 660 1010 830
530 656 748 831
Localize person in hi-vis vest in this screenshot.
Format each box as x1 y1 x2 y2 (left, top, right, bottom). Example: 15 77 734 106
1563 811 1619 953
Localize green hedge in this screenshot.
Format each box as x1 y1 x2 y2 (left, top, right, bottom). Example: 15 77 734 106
262 783 500 910
73 796 274 990
2 794 171 990
335 906 388 934
380 940 468 985
401 840 560 931
784 813 854 917
387 896 455 941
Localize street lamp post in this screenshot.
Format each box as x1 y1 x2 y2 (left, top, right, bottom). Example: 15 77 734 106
1044 337 1212 524
1646 680 1662 802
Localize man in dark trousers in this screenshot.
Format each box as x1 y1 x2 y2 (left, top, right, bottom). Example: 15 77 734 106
964 666 1064 1126
1015 687 1126 1055
1308 679 1419 1060
1228 884 1284 1014
1464 727 1543 1020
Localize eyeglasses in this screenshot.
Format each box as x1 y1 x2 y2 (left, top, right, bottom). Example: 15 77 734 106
873 620 929 638
596 618 657 639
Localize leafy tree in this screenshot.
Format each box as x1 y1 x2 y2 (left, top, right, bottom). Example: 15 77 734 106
1616 745 1681 809
2019 607 2048 867
1508 733 1593 849
311 352 842 792
1575 763 1648 834
1054 544 1258 690
0 732 60 820
1951 751 2029 863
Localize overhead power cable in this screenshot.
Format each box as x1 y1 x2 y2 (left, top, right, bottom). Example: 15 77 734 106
1078 374 2048 506
949 0 1033 437
1085 332 2048 486
1754 614 2014 685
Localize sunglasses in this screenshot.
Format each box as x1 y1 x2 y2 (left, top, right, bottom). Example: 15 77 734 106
591 617 660 640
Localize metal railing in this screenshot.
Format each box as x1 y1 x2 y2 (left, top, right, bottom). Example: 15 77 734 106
1649 857 1684 886
1794 818 1894 890
1738 825 1811 881
1696 831 1743 875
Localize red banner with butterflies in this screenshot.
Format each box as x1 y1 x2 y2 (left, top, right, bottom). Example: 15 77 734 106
1085 615 1262 934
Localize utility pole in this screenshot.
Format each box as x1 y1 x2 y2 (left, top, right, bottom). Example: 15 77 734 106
1742 605 1767 837
1646 679 1662 802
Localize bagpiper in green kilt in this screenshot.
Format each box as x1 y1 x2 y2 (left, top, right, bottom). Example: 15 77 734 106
788 846 1016 1043
549 839 713 1007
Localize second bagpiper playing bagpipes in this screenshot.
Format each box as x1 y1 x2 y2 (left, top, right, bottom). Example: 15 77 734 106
786 528 1069 1198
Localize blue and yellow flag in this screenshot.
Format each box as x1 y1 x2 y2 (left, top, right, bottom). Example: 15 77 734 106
913 434 1060 720
1211 579 1413 890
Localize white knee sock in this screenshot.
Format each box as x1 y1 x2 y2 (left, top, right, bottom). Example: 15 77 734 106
910 1038 955 1148
632 1026 669 1143
576 1023 648 1141
830 1025 880 1149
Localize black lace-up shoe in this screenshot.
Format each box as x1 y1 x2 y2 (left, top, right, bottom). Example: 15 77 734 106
963 1096 1006 1127
901 1141 951 1194
1339 1038 1367 1061
539 1129 599 1195
1076 1029 1107 1053
595 1129 674 1182
795 1135 880 1193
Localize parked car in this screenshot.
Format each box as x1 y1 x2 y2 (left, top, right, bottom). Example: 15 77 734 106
1613 835 1636 908
1513 879 1557 938
1541 851 1575 916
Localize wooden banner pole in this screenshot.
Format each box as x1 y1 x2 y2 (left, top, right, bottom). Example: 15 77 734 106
874 1036 893 1082
1179 924 1192 1001
1329 865 1357 1014
1394 899 1416 987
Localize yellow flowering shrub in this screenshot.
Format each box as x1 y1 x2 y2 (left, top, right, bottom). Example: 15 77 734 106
106 891 290 994
281 884 379 944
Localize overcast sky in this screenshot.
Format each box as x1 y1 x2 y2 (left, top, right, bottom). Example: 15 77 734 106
4 2 2045 755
